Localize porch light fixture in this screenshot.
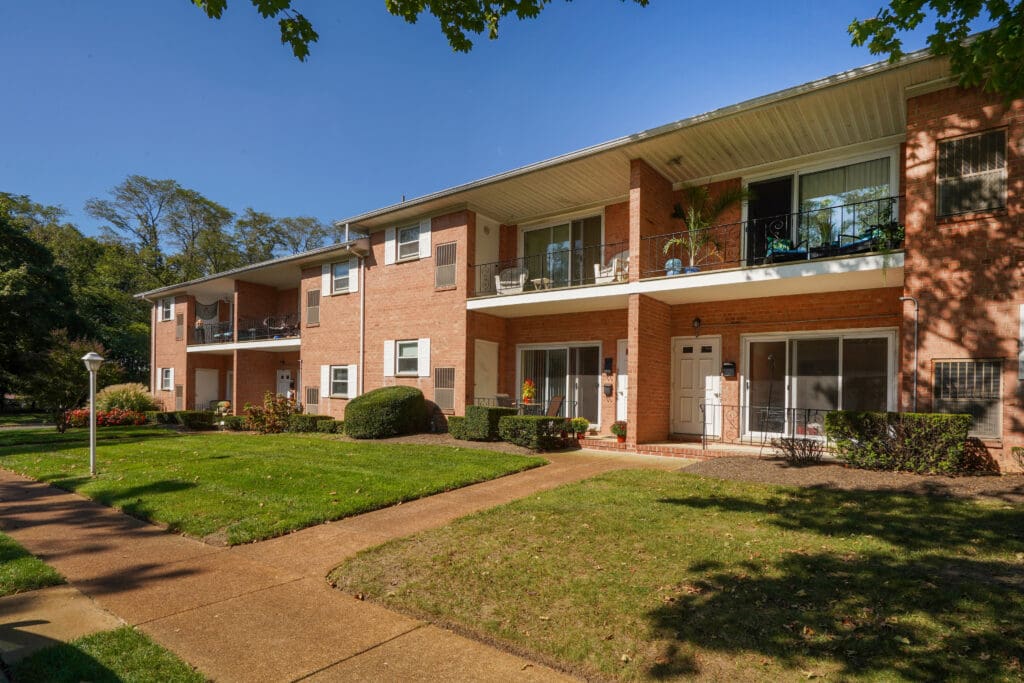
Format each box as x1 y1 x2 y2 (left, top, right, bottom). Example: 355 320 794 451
692 317 701 336
81 352 104 477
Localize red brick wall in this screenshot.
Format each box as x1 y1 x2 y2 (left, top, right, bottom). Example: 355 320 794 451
232 350 299 413
151 294 190 410
466 311 509 403
604 200 630 260
628 294 672 443
629 159 676 278
904 85 1024 468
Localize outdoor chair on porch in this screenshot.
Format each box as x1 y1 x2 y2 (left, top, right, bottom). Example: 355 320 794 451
495 267 528 295
594 250 630 284
545 394 564 417
494 393 513 407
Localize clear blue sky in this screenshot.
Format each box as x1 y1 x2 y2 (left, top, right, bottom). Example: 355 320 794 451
1 1 949 235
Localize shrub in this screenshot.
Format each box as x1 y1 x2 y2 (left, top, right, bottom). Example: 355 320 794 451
463 405 517 441
155 411 177 425
316 419 344 434
65 408 147 427
221 415 247 431
611 421 627 438
770 436 824 465
344 386 428 439
447 416 468 440
498 415 562 451
174 410 215 430
144 411 160 424
95 383 159 412
244 392 299 434
288 413 333 433
824 410 973 474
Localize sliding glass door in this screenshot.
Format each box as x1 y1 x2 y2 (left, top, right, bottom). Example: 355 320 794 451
519 345 601 425
522 217 601 288
744 332 894 437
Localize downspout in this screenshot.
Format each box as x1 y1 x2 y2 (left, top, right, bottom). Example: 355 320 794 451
898 296 919 412
359 252 365 397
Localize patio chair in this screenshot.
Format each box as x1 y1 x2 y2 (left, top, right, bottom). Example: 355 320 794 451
494 267 528 295
594 250 630 284
545 395 564 417
764 236 808 264
494 393 513 407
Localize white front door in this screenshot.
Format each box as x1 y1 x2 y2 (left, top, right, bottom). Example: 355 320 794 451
672 337 722 435
195 369 219 412
616 339 628 422
276 369 292 397
474 340 499 402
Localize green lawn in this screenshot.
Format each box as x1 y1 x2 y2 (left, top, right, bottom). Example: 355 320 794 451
0 412 50 426
0 532 64 597
11 627 205 682
331 469 1024 681
0 426 546 545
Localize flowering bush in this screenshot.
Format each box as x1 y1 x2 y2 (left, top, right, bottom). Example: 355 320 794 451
521 378 536 403
65 408 148 428
244 392 298 434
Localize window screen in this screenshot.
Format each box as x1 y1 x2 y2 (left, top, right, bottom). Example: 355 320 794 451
934 359 1001 438
435 242 457 288
937 130 1006 217
434 367 455 412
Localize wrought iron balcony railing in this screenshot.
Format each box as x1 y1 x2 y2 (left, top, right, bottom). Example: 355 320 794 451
471 241 629 298
190 314 300 345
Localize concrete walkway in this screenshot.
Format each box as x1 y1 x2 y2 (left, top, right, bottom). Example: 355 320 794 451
0 451 685 682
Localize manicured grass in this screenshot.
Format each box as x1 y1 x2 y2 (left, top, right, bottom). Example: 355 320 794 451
0 532 64 597
0 412 50 426
0 426 545 545
11 626 205 682
331 469 1024 681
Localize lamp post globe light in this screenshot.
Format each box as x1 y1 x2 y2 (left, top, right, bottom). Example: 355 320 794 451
81 352 104 476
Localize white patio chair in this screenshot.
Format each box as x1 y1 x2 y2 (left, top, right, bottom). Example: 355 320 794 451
593 250 630 284
494 267 528 295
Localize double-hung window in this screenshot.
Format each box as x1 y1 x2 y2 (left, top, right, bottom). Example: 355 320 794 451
332 261 350 293
160 368 173 391
396 340 419 376
158 298 173 322
397 225 420 260
937 130 1006 217
330 366 349 397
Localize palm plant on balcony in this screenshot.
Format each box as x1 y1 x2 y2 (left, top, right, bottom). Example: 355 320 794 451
663 184 750 273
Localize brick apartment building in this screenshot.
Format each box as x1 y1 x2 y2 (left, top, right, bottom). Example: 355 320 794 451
138 50 1023 471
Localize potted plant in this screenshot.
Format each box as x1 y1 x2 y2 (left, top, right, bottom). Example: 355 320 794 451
663 184 750 274
521 378 536 405
611 420 627 443
570 417 590 439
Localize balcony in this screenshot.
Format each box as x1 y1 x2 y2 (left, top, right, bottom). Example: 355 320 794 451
189 314 300 350
641 196 903 278
471 240 629 298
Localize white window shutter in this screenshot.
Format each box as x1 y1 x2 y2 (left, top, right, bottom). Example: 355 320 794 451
169 299 175 318
418 337 431 377
169 367 174 388
1019 304 1024 379
384 227 396 265
320 365 330 398
347 364 358 398
321 264 331 294
419 218 431 258
383 340 395 377
348 257 359 293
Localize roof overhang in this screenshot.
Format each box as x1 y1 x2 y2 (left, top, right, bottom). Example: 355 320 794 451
338 50 947 232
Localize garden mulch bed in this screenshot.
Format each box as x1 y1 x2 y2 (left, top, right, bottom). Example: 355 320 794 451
683 456 1024 503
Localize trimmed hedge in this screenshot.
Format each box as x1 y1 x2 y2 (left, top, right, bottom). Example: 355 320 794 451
173 411 216 431
152 411 177 425
316 419 344 434
344 386 428 439
221 415 247 431
287 413 333 433
824 410 973 474
463 405 517 441
447 416 468 440
498 415 563 451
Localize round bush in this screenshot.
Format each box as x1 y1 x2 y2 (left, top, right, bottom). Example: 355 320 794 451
344 386 428 439
95 383 159 412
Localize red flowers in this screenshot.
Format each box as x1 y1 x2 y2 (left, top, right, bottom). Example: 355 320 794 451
65 408 147 428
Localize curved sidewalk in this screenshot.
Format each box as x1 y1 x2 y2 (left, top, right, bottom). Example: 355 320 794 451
0 450 685 682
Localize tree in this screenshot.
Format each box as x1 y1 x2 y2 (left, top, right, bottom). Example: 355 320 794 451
190 1 648 58
234 208 283 263
276 216 330 254
20 330 121 432
0 214 77 402
850 1 1024 98
164 189 236 281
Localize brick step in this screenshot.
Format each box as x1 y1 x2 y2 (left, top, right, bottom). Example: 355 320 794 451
578 438 765 460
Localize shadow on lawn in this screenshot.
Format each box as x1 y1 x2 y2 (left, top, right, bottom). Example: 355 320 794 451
646 486 1024 680
0 427 178 457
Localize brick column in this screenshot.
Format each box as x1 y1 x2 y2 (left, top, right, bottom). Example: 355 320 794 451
628 158 675 282
627 293 671 446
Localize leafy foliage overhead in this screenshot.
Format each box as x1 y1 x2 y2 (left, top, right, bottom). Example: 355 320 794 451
850 1 1024 98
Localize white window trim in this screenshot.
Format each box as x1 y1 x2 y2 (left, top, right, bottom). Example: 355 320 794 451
330 365 350 398
739 327 899 438
397 224 421 261
396 339 420 376
158 298 174 322
159 367 173 391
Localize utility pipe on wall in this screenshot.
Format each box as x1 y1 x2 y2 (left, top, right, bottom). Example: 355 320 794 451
898 296 919 412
